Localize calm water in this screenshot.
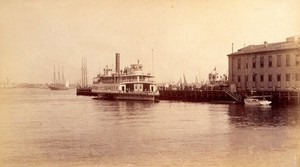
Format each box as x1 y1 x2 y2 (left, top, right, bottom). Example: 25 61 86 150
0 88 299 167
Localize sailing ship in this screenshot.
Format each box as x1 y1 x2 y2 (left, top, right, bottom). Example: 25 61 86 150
49 65 69 90
92 53 159 101
76 57 97 96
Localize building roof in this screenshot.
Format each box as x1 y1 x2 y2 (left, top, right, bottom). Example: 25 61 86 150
228 37 300 56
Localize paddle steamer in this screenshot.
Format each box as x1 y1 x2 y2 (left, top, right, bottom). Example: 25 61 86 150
92 53 159 101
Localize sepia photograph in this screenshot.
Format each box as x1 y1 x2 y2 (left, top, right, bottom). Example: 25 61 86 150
0 0 299 166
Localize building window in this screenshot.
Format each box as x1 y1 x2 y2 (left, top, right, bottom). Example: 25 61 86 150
252 57 256 68
296 54 299 66
268 74 272 82
237 58 241 69
268 56 272 67
245 75 248 82
268 74 273 88
260 75 264 82
277 55 281 67
277 74 281 82
260 75 264 88
286 74 290 81
252 75 256 82
260 56 264 68
245 57 248 69
296 73 300 81
238 75 241 82
286 54 290 66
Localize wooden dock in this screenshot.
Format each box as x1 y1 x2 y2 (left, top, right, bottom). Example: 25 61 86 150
252 90 300 106
158 90 238 103
76 87 300 105
158 89 300 105
76 88 97 96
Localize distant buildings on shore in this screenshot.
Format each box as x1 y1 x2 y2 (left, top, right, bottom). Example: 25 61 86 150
3 36 300 93
161 67 228 91
0 82 77 89
228 36 300 92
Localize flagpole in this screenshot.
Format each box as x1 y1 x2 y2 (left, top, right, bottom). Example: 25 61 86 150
152 49 154 76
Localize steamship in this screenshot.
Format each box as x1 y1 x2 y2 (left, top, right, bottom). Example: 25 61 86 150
91 53 159 101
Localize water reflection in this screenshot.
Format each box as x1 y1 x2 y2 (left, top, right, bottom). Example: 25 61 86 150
93 99 153 112
228 105 300 127
91 99 157 128
1 89 300 167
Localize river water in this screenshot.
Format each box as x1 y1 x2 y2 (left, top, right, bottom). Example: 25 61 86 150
0 88 299 167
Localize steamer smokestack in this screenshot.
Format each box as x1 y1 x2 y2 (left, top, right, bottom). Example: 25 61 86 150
115 53 120 74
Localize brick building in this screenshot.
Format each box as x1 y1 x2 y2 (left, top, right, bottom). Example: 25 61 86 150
228 36 300 92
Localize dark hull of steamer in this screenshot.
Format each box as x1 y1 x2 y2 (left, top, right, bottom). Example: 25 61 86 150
97 92 158 101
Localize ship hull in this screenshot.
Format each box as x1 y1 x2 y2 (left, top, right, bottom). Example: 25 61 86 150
49 86 69 90
244 98 271 106
92 54 159 101
97 92 158 101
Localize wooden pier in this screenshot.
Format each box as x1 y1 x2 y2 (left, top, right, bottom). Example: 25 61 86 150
252 90 300 106
158 89 239 103
76 87 300 105
158 89 300 105
76 88 97 96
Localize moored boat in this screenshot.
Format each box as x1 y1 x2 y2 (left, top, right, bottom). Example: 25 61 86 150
244 96 272 106
91 53 159 101
259 99 272 106
49 84 69 90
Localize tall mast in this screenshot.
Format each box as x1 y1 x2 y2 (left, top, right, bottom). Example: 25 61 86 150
198 69 201 85
183 73 187 86
53 65 56 86
58 64 61 85
85 57 88 87
81 56 88 88
152 49 154 76
62 64 64 84
81 57 84 87
84 57 86 87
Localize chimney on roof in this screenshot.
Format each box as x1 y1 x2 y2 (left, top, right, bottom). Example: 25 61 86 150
264 41 268 47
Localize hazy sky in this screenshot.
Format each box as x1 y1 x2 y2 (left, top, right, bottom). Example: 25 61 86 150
0 0 299 84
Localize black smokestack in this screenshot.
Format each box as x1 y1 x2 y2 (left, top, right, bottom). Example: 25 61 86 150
115 53 120 74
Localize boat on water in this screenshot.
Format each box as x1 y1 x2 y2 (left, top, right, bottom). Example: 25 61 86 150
92 53 159 101
244 96 272 106
49 83 69 90
49 65 69 90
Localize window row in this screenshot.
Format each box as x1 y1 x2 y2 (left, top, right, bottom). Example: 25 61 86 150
235 54 300 69
236 73 300 83
99 86 119 90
